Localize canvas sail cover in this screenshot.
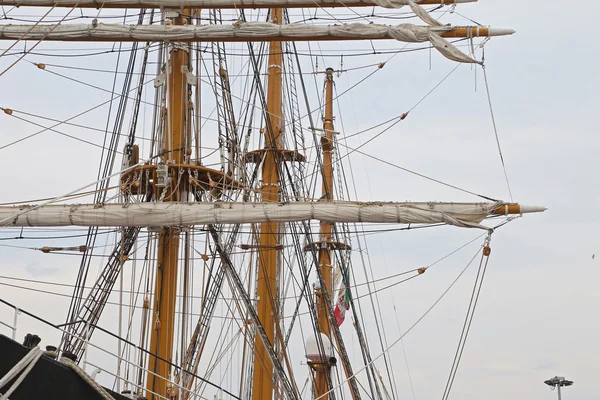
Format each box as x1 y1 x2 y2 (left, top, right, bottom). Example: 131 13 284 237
0 0 476 9
0 201 506 229
0 22 446 42
0 22 499 64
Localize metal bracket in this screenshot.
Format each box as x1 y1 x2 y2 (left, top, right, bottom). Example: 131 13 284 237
182 66 197 86
154 72 166 88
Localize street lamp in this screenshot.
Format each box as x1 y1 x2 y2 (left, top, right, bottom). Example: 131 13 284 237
544 376 573 400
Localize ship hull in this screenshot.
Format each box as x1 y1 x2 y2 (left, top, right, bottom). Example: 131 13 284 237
0 334 128 400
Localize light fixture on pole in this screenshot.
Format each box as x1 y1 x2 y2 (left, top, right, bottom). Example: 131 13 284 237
544 376 573 400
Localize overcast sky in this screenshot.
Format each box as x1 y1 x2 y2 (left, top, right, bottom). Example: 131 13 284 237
0 1 598 399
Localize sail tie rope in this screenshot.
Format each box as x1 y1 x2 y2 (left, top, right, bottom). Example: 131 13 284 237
60 356 116 400
0 347 43 400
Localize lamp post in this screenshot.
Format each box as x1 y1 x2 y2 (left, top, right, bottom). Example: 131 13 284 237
544 376 573 400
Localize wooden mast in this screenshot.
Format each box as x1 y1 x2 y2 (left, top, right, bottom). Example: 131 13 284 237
145 9 190 399
252 7 283 400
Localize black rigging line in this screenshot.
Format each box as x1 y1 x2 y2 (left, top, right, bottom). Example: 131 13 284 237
0 297 242 400
0 229 121 241
2 11 147 23
1 40 470 60
62 10 145 353
241 10 341 394
332 80 395 399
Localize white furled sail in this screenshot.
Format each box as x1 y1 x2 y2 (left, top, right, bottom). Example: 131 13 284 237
0 22 514 43
0 22 513 63
0 0 477 9
0 201 545 229
407 0 444 27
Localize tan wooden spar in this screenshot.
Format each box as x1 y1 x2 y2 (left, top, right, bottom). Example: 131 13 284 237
312 68 336 400
144 10 189 400
252 7 283 400
0 24 514 43
0 0 476 9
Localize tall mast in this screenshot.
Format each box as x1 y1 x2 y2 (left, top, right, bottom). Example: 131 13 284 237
145 9 190 399
312 67 336 399
252 7 283 400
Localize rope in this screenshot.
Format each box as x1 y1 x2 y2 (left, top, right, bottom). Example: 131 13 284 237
1 109 127 153
441 233 492 400
482 64 514 201
315 242 485 400
0 336 118 400
0 3 81 78
60 357 116 400
0 347 43 400
0 161 142 227
335 140 497 200
0 5 57 61
0 184 120 206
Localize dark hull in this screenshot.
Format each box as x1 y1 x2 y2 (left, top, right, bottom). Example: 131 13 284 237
0 334 128 400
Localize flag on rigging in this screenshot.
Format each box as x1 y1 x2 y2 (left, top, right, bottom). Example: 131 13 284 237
334 286 351 326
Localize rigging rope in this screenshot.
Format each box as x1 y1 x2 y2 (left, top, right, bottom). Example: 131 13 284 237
0 162 142 228
0 185 120 206
315 240 486 400
333 62 462 154
61 357 116 400
0 297 242 399
441 233 493 400
334 139 497 201
0 3 81 78
335 77 398 400
0 219 503 321
0 5 57 62
0 81 146 151
1 111 126 153
482 63 514 201
0 347 43 400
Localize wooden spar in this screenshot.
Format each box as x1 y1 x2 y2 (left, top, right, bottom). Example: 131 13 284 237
0 0 477 9
0 202 547 228
312 67 336 400
0 24 515 43
252 7 283 400
144 10 189 400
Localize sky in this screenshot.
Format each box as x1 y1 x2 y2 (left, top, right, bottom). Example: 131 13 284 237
0 1 599 400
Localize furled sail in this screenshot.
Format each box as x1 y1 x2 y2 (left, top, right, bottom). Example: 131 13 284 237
407 0 444 27
0 21 514 43
0 201 545 229
0 23 514 43
0 0 476 9
0 22 512 63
